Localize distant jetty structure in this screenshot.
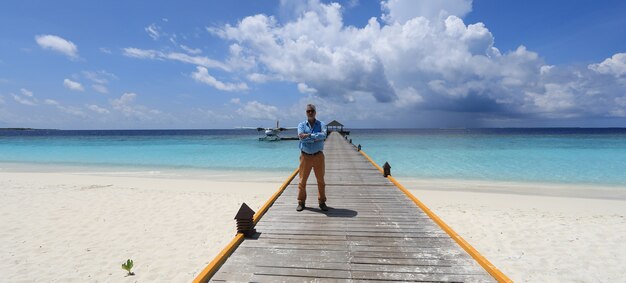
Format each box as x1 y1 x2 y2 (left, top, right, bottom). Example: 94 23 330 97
326 120 350 136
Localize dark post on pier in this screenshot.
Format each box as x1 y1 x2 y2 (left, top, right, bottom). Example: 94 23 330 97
234 203 256 237
383 161 391 177
194 132 511 283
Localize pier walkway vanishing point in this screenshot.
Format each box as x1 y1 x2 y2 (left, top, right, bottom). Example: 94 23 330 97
201 132 509 282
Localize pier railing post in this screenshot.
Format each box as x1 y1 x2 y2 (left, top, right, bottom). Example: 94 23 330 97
383 162 391 177
357 144 361 151
234 203 256 237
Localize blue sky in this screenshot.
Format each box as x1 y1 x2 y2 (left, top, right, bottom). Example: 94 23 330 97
1 0 625 129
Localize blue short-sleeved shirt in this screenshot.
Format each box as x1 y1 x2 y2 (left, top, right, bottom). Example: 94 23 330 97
298 119 327 154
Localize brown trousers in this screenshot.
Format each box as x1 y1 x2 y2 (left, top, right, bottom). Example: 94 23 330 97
298 152 326 204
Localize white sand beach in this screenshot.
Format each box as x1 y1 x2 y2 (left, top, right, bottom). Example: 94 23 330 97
0 166 283 282
1 165 625 282
406 179 626 283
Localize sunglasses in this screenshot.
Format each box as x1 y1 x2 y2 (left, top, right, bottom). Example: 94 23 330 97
306 110 316 113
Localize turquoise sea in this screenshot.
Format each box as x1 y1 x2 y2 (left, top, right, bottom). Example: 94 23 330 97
1 128 626 186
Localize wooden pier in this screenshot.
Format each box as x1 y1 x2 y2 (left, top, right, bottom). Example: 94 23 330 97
201 132 508 282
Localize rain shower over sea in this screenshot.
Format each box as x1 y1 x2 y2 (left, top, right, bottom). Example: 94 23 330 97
1 128 626 186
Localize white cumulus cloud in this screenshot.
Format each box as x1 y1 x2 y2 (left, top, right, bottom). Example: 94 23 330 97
123 47 160 59
526 83 576 114
191 66 248 91
43 99 85 117
87 104 110 114
237 101 279 120
81 70 114 94
298 83 317 94
12 89 38 106
35 35 79 59
111 92 160 120
165 52 230 71
12 94 36 106
20 88 34 97
589 53 626 77
209 0 626 125
63 78 84 91
82 70 116 84
112 92 137 107
44 99 59 105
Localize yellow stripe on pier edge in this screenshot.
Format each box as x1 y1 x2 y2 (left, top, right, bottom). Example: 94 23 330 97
358 149 513 283
192 234 244 283
192 168 300 283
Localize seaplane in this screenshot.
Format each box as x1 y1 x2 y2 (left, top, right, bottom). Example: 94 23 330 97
239 120 297 141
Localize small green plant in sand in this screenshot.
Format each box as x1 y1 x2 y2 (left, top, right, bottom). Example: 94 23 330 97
122 259 135 276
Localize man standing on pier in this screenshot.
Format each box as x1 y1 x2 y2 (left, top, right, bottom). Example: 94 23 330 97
297 104 328 212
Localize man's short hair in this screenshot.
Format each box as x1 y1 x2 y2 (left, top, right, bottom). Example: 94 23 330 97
306 104 316 111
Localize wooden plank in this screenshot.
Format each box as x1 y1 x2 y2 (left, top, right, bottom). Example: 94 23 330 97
249 238 456 247
233 246 351 259
241 243 351 252
350 270 494 282
255 223 439 229
250 274 352 283
260 217 434 223
238 242 472 259
259 232 450 240
255 232 448 239
219 259 486 275
217 266 492 282
349 250 468 259
260 217 433 222
262 214 434 220
257 221 435 228
255 223 441 230
223 253 475 269
349 262 487 274
267 205 423 210
349 257 476 266
225 266 352 279
255 228 447 236
240 240 457 251
220 260 351 271
210 271 254 282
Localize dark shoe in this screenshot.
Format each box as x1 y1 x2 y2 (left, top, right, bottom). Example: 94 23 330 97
319 202 329 211
297 203 305 212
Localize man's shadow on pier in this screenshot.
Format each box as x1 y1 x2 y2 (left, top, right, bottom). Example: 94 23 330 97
303 206 357 217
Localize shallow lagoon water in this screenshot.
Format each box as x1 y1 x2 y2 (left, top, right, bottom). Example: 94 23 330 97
1 128 625 186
